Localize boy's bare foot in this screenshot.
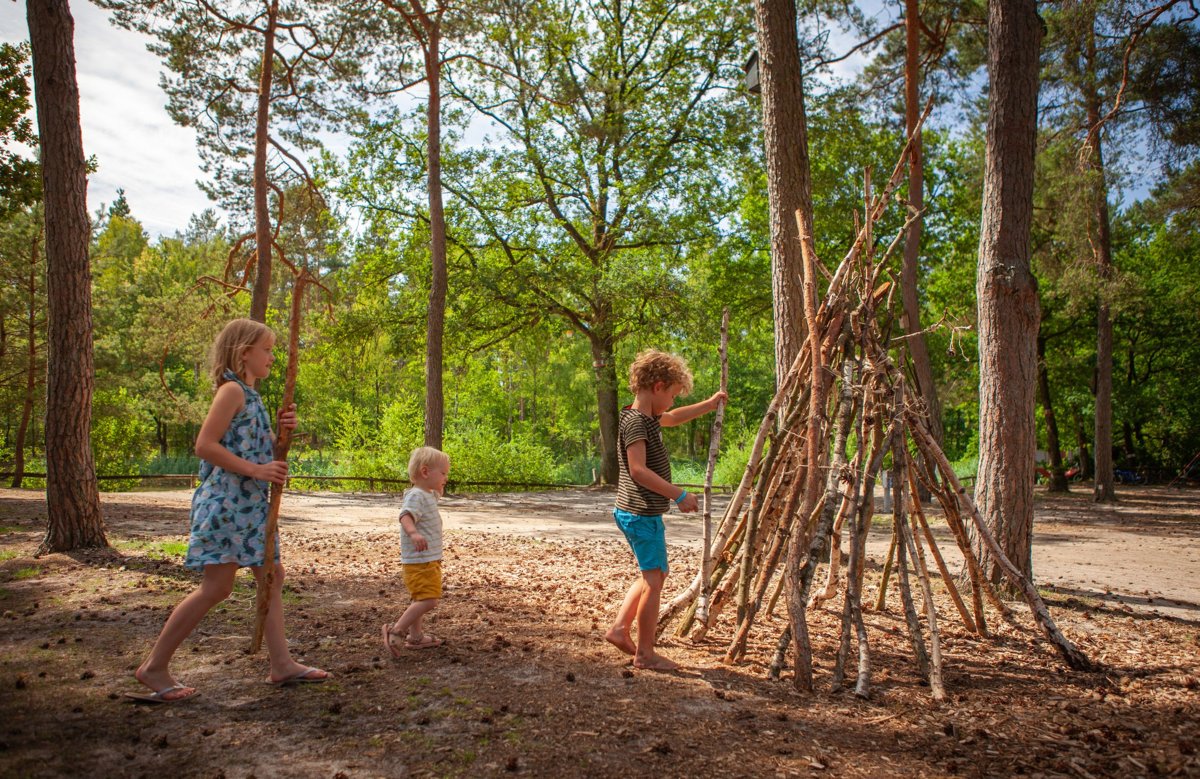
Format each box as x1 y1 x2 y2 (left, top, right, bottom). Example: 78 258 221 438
633 652 679 671
134 664 195 701
604 627 636 655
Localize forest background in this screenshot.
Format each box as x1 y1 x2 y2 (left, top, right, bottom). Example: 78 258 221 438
1 0 1198 493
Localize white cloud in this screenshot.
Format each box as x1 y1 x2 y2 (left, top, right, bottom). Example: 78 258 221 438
1 1 213 238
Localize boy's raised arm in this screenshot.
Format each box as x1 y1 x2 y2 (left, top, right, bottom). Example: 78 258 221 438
660 391 727 427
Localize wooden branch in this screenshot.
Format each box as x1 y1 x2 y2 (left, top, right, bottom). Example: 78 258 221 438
907 416 1094 671
696 308 729 627
251 269 317 653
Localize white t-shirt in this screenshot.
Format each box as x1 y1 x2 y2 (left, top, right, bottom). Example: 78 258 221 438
399 486 442 564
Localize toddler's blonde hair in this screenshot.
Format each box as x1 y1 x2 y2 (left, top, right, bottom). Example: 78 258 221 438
628 349 693 395
209 318 276 387
408 446 450 481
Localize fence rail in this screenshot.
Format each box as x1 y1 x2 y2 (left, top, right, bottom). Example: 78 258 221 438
1 473 736 493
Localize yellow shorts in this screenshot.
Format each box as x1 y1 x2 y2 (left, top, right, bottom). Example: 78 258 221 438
402 560 443 601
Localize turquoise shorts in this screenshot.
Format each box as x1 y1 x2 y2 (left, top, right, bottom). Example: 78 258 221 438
613 508 668 574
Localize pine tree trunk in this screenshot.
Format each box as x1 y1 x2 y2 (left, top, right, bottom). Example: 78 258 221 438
901 0 942 444
753 0 814 384
27 0 106 551
1075 413 1093 480
1084 26 1116 503
249 0 279 323
1037 332 1069 492
11 228 40 489
971 0 1043 587
422 11 447 448
591 329 620 485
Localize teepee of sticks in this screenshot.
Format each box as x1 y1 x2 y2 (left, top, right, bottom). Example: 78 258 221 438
659 116 1092 698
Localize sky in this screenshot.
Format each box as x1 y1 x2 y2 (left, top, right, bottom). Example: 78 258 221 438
1 2 209 238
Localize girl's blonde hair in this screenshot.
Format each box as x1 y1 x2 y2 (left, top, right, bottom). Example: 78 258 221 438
408 446 450 481
209 318 276 387
628 349 693 395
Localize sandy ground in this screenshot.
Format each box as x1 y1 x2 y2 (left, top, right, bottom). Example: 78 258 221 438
0 485 1197 778
112 484 1200 621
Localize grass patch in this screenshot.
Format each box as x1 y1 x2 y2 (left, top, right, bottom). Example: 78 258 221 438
114 539 188 560
10 566 41 580
0 526 21 534
0 550 19 562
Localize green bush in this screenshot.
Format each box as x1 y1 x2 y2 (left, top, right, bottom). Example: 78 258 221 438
552 456 600 485
140 453 201 475
443 427 557 486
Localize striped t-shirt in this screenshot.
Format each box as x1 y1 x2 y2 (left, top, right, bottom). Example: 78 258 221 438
616 407 672 515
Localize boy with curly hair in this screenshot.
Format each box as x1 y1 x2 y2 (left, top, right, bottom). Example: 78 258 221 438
605 349 726 670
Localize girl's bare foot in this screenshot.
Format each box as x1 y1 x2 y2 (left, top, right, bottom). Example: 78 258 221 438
134 664 195 700
633 652 679 671
604 627 636 655
268 660 330 684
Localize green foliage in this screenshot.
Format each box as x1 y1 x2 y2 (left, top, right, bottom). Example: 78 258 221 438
91 387 155 486
444 428 558 486
15 0 1198 492
0 42 39 213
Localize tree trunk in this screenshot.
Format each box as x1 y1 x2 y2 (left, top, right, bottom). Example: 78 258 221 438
249 0 279 323
1084 26 1116 503
422 9 447 448
590 329 619 485
11 228 41 489
1075 413 1092 480
901 0 942 444
1037 332 1069 492
753 0 814 384
27 0 106 551
971 0 1043 588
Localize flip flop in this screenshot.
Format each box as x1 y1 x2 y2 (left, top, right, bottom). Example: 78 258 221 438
382 624 403 659
404 634 444 650
123 685 198 704
267 667 329 686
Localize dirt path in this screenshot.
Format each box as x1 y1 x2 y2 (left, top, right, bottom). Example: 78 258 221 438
88 484 1200 621
1 485 1197 778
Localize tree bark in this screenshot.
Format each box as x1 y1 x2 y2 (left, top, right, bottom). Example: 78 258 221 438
1036 332 1069 492
971 0 1043 587
11 227 41 489
901 0 942 444
753 0 814 385
590 329 619 485
1084 25 1116 504
1075 413 1093 480
422 10 447 448
249 0 279 323
27 0 106 551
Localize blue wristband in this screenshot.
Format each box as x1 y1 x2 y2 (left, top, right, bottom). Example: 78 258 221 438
674 490 688 505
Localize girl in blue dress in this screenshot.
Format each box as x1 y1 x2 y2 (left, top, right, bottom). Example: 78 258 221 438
127 318 328 703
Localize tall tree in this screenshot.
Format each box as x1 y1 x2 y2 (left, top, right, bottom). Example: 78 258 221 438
5 210 44 489
27 0 107 551
752 0 813 383
1039 0 1197 499
899 0 943 443
450 0 750 483
971 0 1043 585
378 0 450 447
98 0 360 321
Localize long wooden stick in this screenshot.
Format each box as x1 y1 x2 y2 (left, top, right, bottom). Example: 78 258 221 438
907 460 976 633
251 274 308 654
696 308 730 628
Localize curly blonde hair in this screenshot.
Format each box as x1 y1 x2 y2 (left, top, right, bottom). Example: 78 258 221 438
628 349 693 396
208 318 276 388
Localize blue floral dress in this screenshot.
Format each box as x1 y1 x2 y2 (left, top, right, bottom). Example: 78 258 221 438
184 371 280 571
